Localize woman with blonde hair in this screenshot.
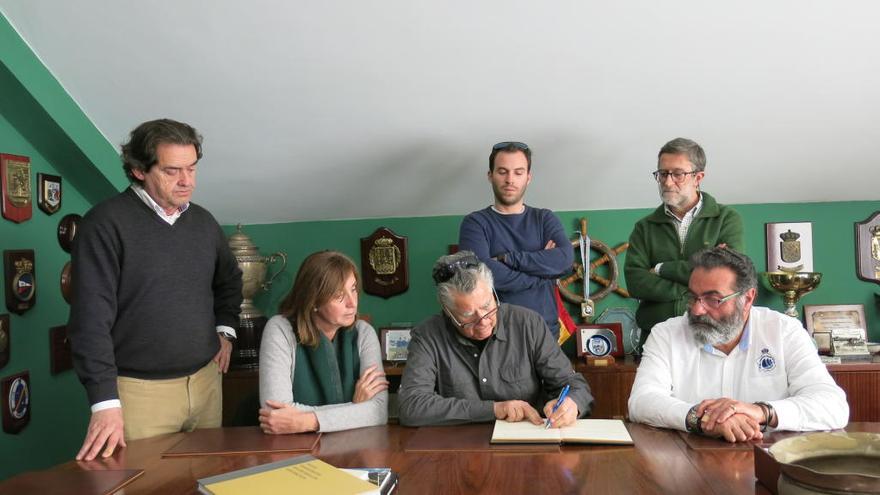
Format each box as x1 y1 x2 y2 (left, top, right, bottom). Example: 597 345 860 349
258 250 388 433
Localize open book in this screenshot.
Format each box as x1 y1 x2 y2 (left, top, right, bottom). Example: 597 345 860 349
491 419 634 445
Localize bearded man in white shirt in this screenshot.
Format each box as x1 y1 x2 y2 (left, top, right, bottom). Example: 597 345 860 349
628 247 848 443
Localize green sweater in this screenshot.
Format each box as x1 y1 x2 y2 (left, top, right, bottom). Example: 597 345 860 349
624 192 744 333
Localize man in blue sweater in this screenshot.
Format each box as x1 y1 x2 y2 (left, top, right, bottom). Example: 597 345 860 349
69 119 242 461
458 142 573 340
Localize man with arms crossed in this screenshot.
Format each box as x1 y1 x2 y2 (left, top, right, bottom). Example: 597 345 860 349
628 248 848 442
625 138 743 344
398 251 592 427
459 141 573 340
69 119 242 460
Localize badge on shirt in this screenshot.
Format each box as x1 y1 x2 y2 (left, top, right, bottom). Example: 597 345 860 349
757 348 777 373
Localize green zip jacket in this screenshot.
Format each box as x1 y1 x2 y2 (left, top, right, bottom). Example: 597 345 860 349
624 192 744 333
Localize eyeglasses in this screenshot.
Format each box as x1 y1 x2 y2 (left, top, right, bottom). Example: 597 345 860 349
432 255 481 284
492 141 530 151
687 291 742 310
444 289 501 330
653 170 698 184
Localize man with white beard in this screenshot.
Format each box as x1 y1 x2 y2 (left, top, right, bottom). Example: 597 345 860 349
627 248 848 443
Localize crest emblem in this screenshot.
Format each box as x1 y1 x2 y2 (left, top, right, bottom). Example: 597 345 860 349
1 153 32 223
586 334 612 357
779 229 801 264
37 173 62 215
4 250 37 315
368 237 401 275
757 347 777 372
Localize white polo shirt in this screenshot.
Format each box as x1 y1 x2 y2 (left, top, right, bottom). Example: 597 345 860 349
628 306 848 432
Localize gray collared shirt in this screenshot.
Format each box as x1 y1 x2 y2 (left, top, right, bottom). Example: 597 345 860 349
398 303 593 426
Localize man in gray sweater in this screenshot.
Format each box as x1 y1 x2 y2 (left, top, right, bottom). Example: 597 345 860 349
399 251 592 427
68 119 242 461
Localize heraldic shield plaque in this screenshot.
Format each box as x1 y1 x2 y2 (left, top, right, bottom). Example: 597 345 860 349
4 250 36 315
37 173 62 215
360 227 408 298
1 153 32 223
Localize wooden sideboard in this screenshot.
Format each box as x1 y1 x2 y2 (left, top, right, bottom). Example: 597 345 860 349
222 356 880 425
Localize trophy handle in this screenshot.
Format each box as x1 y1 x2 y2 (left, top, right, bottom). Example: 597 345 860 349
262 252 288 290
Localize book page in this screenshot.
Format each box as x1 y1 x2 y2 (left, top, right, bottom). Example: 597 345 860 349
560 419 634 445
491 420 563 443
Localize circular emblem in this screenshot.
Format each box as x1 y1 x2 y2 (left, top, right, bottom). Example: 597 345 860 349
757 348 777 372
587 334 612 357
13 272 35 302
8 377 29 420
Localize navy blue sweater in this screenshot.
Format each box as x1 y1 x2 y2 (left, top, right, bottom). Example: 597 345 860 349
458 206 572 338
68 188 242 404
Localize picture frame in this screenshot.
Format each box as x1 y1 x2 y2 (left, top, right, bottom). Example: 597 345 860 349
380 327 412 362
803 304 867 340
765 222 813 273
575 323 624 358
854 211 880 285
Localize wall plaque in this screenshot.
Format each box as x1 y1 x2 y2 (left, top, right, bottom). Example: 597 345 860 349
49 325 73 375
765 222 813 273
360 227 408 298
0 314 9 370
37 173 62 215
4 250 36 315
1 153 32 223
57 213 82 253
60 261 73 304
855 211 880 285
2 371 30 434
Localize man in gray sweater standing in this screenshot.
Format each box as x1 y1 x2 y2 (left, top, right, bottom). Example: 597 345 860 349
68 119 242 461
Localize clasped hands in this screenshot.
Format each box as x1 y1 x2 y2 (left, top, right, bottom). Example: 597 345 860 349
260 365 388 434
493 397 577 429
696 397 764 443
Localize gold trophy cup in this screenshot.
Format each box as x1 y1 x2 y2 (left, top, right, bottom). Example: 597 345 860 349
762 271 822 318
228 224 287 369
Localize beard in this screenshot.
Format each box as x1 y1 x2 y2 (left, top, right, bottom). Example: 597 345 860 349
688 300 745 346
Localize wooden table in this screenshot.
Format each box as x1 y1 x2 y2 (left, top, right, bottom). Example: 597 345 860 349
19 423 877 494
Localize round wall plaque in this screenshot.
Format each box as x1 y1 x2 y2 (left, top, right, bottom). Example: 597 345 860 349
57 213 82 253
60 261 72 304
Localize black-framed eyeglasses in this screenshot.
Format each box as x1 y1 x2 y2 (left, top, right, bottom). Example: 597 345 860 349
492 141 530 151
432 255 481 284
687 291 742 310
444 288 501 330
653 170 698 184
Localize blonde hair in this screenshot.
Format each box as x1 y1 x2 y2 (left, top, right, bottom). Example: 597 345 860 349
278 250 359 347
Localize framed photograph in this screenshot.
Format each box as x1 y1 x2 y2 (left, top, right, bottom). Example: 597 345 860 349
803 304 867 340
765 222 813 273
575 323 624 358
380 327 412 362
854 211 880 285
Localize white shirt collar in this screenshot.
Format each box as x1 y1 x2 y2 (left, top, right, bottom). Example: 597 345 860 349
131 183 189 225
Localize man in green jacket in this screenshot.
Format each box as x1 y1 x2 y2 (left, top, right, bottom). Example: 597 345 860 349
625 138 744 346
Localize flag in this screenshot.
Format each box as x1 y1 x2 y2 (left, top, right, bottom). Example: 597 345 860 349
555 286 577 346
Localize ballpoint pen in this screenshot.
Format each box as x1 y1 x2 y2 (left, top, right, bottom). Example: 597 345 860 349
545 384 570 429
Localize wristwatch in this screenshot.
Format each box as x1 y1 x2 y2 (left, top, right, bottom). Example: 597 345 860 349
685 405 703 433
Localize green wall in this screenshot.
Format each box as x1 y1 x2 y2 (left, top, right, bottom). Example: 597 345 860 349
229 199 880 349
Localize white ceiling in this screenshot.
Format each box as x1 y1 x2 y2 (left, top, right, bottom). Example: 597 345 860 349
2 1 878 225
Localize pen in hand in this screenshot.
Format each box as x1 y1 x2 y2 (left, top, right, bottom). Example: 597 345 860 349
545 384 571 429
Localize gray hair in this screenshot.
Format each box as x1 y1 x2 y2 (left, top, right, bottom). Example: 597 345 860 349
658 137 706 172
690 247 757 293
432 251 494 309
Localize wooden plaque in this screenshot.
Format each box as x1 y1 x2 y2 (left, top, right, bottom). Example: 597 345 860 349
3 250 36 315
60 261 72 304
37 173 62 215
360 227 409 298
0 153 32 223
2 371 30 434
57 213 82 253
855 211 880 285
0 314 9 370
49 325 73 375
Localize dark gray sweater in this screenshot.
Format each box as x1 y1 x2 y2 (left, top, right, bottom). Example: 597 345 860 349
68 188 242 404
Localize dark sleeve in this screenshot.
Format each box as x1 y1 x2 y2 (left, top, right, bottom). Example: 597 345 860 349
67 213 122 405
504 210 573 278
211 222 243 328
657 208 745 286
459 213 543 292
397 326 495 426
624 221 685 303
530 316 593 417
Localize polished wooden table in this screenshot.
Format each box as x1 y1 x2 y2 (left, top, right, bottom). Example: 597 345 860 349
24 423 880 494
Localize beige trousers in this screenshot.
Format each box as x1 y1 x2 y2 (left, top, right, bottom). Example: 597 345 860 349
118 360 222 441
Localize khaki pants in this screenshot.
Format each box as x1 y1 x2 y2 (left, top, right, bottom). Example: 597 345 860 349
118 360 222 441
